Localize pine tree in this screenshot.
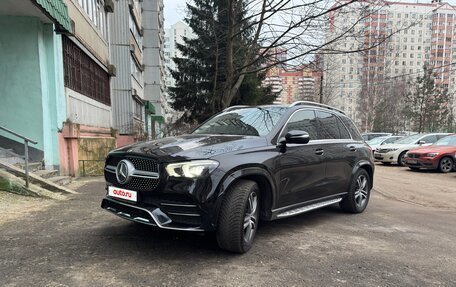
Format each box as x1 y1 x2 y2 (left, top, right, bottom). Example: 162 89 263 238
404 66 451 133
168 0 276 123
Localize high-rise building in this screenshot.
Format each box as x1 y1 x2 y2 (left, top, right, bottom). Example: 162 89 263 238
264 65 317 104
325 0 456 130
143 0 166 139
164 21 195 123
60 0 115 176
110 0 149 144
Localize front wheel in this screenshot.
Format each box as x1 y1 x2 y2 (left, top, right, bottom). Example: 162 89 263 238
398 151 407 166
216 180 259 253
340 169 371 213
438 157 454 173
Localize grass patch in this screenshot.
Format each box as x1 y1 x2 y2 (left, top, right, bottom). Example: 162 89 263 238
0 177 38 197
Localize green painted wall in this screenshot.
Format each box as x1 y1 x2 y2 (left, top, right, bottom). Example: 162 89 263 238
0 16 66 167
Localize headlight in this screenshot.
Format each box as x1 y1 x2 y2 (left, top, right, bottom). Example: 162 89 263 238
386 148 398 152
166 160 219 178
425 152 439 157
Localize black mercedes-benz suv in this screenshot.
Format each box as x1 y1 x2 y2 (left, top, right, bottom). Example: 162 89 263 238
101 101 374 253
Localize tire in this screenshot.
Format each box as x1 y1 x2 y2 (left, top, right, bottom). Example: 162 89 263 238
409 167 420 171
216 180 260 254
397 151 407 166
340 169 371 213
438 157 454 173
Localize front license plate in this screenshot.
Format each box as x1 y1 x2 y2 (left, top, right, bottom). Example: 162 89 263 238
407 159 417 164
108 186 137 202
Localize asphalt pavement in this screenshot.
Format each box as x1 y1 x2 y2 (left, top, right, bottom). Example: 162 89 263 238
1 167 455 286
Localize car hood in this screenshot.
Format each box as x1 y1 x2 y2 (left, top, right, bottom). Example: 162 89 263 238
408 145 456 154
111 134 267 162
379 143 417 150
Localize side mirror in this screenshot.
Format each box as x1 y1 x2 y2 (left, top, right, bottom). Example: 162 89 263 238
284 130 310 144
418 140 426 145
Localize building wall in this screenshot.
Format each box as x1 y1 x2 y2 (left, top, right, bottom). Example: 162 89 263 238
325 1 456 130
143 0 165 138
66 0 109 65
66 88 111 128
0 16 65 167
110 0 145 136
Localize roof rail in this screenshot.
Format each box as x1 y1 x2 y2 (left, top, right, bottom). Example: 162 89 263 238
223 105 250 112
289 101 345 115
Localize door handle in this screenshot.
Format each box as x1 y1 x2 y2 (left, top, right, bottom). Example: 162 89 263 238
349 146 356 152
315 148 324 155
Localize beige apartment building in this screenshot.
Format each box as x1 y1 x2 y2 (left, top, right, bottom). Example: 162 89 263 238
324 0 456 130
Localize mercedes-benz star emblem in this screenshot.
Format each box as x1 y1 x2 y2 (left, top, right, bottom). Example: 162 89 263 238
116 160 134 184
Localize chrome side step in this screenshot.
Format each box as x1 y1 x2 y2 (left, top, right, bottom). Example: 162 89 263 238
276 198 342 219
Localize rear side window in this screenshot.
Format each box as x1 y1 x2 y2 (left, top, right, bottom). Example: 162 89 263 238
316 111 340 139
316 111 351 139
340 116 363 141
421 135 438 144
285 110 319 140
385 137 398 144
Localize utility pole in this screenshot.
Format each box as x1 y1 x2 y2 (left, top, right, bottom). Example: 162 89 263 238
319 73 323 103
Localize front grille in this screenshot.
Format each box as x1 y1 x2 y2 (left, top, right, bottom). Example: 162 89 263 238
407 153 420 158
105 155 160 192
106 156 158 172
377 149 388 153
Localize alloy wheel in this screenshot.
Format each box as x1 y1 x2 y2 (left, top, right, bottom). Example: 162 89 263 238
440 158 453 173
354 175 368 208
243 192 258 243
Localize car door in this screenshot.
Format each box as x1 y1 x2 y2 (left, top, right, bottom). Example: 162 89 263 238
315 110 356 197
277 109 327 207
419 135 438 146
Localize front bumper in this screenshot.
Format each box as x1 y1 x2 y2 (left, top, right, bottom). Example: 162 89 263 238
374 151 398 163
101 197 206 231
403 157 438 169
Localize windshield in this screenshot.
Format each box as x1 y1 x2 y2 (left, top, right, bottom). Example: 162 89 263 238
367 136 387 145
193 107 287 136
433 136 456 146
395 134 423 144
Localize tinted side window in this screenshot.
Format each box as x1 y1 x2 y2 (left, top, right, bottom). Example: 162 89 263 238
316 111 340 139
285 110 318 140
337 117 351 139
385 137 398 144
421 135 438 143
341 116 363 141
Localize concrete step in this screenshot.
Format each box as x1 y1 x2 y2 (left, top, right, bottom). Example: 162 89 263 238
15 161 43 172
0 156 24 165
33 169 59 179
0 161 76 194
48 176 72 186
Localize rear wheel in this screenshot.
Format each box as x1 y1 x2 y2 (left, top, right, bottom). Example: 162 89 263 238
438 157 454 173
216 180 259 254
340 169 371 213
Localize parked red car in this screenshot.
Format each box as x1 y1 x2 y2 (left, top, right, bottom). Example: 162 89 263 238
404 135 456 173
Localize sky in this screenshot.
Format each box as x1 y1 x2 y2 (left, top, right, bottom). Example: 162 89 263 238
163 0 456 28
164 0 188 28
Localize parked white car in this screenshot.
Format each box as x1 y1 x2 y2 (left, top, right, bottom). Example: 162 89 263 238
367 136 403 153
374 133 450 166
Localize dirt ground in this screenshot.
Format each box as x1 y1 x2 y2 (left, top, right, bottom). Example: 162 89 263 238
0 166 455 286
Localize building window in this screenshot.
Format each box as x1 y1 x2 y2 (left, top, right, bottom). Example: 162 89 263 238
129 14 143 47
133 99 143 120
62 36 110 106
130 55 143 84
77 0 108 38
